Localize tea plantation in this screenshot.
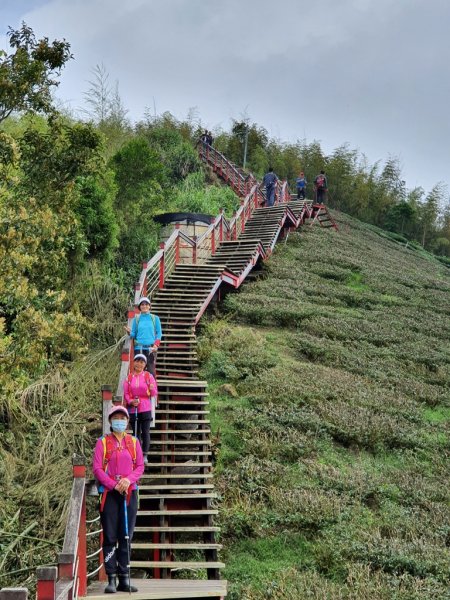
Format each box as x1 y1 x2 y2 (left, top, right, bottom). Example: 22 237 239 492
198 211 450 599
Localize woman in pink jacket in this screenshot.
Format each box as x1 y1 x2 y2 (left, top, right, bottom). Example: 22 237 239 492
92 404 144 593
123 353 158 464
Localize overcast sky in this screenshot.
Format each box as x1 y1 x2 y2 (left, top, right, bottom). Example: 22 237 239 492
2 0 449 195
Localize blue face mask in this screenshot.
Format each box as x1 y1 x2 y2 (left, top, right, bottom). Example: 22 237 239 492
111 419 127 433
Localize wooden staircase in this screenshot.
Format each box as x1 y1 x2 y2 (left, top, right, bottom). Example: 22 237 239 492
85 146 337 600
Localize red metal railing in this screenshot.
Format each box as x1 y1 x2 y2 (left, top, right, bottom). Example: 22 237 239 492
35 458 88 600
197 140 292 210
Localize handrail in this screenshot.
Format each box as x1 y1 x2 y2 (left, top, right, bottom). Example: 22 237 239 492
36 457 88 600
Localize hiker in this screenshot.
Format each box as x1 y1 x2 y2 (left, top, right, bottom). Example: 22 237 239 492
314 170 328 204
296 171 307 200
200 129 209 154
123 353 158 464
93 404 144 594
207 130 214 146
262 167 278 207
125 296 162 377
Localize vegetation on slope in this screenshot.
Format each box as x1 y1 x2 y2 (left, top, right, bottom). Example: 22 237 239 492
198 212 450 599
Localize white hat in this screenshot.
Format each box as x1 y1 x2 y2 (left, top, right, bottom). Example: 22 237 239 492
134 353 147 363
138 297 151 307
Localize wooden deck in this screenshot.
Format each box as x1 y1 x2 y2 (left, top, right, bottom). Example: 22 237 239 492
86 579 227 599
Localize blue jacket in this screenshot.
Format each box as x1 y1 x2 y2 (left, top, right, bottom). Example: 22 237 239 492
263 172 278 189
296 177 307 189
130 313 162 348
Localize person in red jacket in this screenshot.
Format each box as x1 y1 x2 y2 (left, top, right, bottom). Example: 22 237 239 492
93 405 144 593
123 353 158 464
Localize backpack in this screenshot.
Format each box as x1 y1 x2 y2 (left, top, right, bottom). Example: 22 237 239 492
127 370 153 394
98 433 138 507
316 175 326 189
102 433 137 471
134 312 157 340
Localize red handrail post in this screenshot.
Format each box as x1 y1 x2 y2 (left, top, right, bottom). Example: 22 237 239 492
219 209 224 242
210 217 216 255
240 200 245 233
158 242 165 289
175 224 180 264
36 567 57 600
192 236 197 264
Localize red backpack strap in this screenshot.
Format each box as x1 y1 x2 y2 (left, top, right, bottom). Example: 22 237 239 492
102 434 116 471
103 434 136 470
124 434 137 468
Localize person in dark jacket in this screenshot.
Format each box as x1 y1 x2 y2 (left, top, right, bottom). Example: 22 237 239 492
262 168 278 207
314 170 328 204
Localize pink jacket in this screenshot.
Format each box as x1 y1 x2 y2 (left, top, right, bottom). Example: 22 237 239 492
92 434 144 491
123 371 158 414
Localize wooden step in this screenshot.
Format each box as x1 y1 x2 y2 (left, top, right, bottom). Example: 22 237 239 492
136 493 217 500
155 420 210 424
148 440 212 445
132 543 222 550
139 484 214 490
137 510 218 516
141 473 213 479
156 380 207 388
156 400 208 405
134 526 219 533
145 462 212 467
130 560 224 569
157 410 210 414
152 427 211 433
87 579 227 599
147 451 211 456
157 391 208 396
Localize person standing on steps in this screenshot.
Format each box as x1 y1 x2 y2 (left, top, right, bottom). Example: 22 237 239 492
93 405 144 594
123 353 158 465
262 167 279 207
296 171 307 200
200 129 209 155
314 170 328 204
126 297 162 377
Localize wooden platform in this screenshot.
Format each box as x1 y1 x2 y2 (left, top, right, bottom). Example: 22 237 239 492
86 578 227 599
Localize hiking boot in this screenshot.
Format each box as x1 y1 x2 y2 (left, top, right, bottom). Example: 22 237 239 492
144 455 148 465
117 576 138 593
104 574 117 594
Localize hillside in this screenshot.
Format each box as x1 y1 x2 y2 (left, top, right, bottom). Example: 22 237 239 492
198 210 450 599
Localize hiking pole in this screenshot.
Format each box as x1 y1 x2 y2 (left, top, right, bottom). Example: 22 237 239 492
134 404 138 438
123 493 132 596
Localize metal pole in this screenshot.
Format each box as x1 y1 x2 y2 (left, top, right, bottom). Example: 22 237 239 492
243 125 248 169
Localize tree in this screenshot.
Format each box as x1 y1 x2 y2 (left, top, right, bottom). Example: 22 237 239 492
418 183 445 248
385 201 416 235
0 23 72 123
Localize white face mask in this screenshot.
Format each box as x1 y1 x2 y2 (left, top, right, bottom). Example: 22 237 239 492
111 419 127 433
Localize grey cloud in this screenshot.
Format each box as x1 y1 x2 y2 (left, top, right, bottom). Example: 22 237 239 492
6 0 450 192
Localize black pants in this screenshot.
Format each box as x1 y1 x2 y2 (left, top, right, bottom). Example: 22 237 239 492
316 188 326 204
129 410 152 454
101 490 138 575
297 188 306 200
133 348 156 377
